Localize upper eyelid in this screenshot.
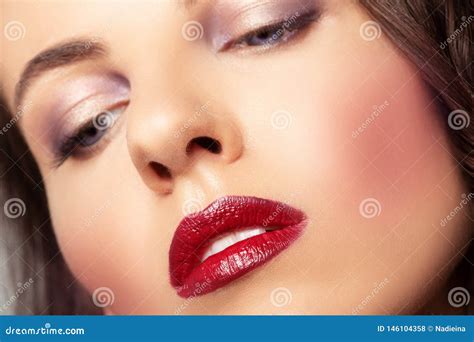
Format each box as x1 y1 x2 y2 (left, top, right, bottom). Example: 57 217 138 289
55 92 130 135
209 1 323 49
53 103 128 168
63 99 129 138
221 10 320 52
63 75 130 113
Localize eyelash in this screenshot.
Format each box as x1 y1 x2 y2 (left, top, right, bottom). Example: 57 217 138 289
222 9 321 52
54 103 127 167
50 11 319 167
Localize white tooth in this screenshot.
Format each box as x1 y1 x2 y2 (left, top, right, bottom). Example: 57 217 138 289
213 233 238 254
200 227 267 262
236 227 265 240
201 248 213 262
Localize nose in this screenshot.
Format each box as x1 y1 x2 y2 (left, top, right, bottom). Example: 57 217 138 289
126 98 244 194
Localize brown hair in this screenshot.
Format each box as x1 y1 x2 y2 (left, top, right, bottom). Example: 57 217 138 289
0 0 472 314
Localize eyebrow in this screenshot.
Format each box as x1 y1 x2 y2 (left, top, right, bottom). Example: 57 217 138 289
14 38 108 107
13 1 202 107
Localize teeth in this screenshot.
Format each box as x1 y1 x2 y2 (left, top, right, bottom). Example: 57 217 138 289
201 227 266 262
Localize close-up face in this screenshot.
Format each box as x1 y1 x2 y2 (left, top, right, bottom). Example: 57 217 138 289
0 0 472 315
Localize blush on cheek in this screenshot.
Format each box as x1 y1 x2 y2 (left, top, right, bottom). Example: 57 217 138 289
353 84 454 209
318 42 457 220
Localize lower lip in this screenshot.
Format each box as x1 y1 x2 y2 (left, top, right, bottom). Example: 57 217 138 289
179 225 305 298
169 196 307 298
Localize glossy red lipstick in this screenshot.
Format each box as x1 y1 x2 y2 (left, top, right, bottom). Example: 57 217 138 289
169 196 307 298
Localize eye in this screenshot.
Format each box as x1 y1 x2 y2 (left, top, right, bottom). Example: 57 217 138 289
223 10 320 52
75 120 107 148
55 104 126 167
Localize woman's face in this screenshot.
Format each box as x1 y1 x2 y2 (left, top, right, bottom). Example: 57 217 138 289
1 0 470 314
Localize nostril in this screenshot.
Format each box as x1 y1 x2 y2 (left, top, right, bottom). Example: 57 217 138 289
150 162 172 179
187 136 222 154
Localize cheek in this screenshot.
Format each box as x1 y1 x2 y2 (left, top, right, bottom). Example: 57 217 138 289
237 14 468 312
43 142 173 312
323 55 460 231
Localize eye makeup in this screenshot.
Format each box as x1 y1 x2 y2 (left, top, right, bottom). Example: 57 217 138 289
42 73 130 167
204 0 324 52
53 101 128 167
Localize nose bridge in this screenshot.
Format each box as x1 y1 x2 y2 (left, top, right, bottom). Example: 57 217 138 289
122 19 244 193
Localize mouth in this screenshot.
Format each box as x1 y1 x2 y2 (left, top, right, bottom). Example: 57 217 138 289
169 196 307 298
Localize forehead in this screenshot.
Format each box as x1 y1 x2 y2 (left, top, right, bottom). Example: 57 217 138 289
0 1 186 109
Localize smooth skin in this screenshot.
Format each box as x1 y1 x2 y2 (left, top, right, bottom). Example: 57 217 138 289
1 0 471 314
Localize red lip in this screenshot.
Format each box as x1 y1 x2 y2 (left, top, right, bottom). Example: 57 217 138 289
169 196 307 298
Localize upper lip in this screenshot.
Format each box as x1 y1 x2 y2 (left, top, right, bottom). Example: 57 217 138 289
169 195 307 297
